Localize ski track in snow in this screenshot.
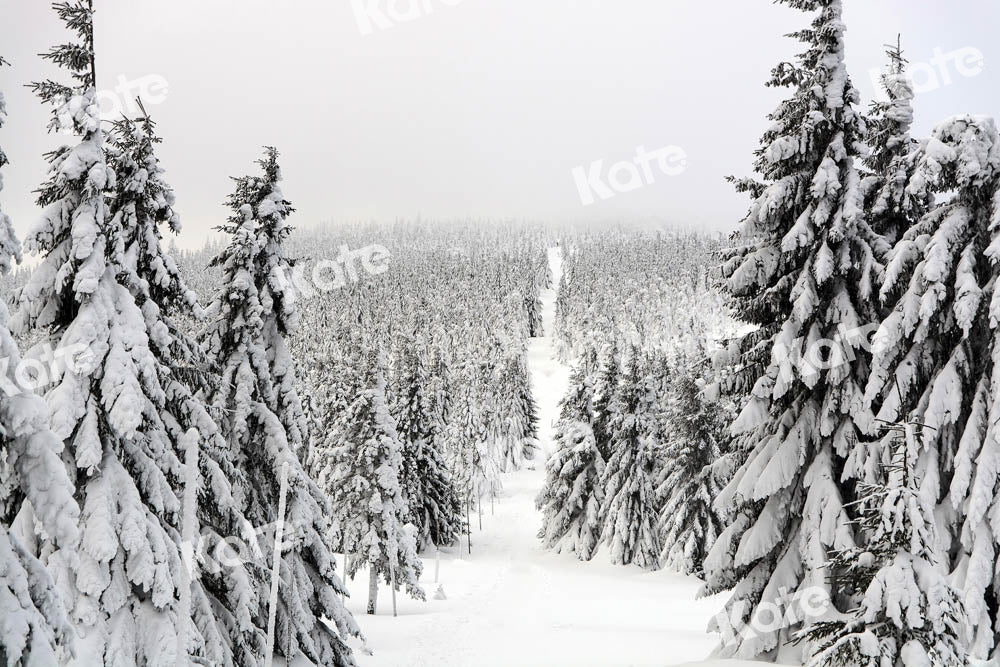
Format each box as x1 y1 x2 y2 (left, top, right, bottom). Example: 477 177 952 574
339 247 730 667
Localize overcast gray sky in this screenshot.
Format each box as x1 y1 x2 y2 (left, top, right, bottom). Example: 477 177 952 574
1 0 998 249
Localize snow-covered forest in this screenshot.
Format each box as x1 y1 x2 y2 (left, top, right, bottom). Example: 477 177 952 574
3 0 1000 665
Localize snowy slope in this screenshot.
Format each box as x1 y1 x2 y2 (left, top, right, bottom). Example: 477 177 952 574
338 247 729 667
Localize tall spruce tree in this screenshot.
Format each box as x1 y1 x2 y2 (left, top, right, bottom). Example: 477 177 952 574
657 372 730 577
15 4 216 662
390 340 463 550
105 110 276 665
495 352 539 472
536 357 605 560
444 358 497 507
201 148 360 665
863 115 1000 658
316 357 425 615
0 54 81 666
706 0 883 658
589 342 619 460
599 347 660 569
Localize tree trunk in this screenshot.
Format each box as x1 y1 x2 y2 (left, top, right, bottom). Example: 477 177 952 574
367 567 378 615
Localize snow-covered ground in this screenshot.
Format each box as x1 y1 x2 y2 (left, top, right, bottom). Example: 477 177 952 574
337 247 734 667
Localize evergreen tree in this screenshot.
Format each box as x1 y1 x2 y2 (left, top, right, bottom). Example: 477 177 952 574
589 342 619 460
561 346 598 423
656 373 729 577
599 347 660 569
105 109 277 665
863 115 1000 658
306 342 368 555
444 358 498 506
706 0 884 658
536 357 605 560
0 54 80 666
391 341 463 550
316 359 425 615
801 422 967 666
525 290 543 338
15 5 213 663
202 148 360 665
308 343 364 488
495 353 539 472
536 421 605 561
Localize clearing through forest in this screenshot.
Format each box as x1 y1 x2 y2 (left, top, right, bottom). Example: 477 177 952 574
335 248 728 667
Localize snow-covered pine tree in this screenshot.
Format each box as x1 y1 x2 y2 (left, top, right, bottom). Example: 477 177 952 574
645 350 678 452
495 353 539 472
22 12 305 661
589 342 619 460
105 108 277 665
536 357 605 560
599 346 660 569
316 354 424 615
861 39 929 247
525 289 543 338
305 342 369 556
705 0 884 658
0 54 80 666
536 422 604 561
563 346 599 422
391 340 463 550
657 372 729 577
202 148 360 665
444 358 498 509
308 343 363 480
862 115 1000 658
16 6 216 663
800 421 967 666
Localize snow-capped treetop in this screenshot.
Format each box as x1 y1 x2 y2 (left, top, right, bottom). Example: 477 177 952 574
109 108 201 315
863 39 929 246
17 0 113 333
27 1 96 116
866 39 916 177
205 147 308 452
225 146 298 329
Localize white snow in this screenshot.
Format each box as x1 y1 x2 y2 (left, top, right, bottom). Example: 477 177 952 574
334 248 729 667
